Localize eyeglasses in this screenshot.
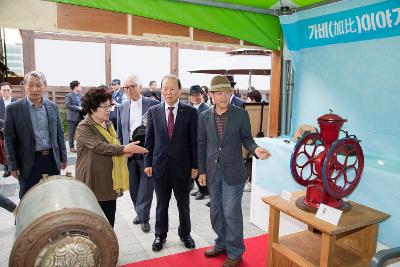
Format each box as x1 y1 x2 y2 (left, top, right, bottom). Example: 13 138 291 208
123 84 138 91
99 103 115 111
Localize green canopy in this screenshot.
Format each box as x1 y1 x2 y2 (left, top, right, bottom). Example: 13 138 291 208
50 0 324 50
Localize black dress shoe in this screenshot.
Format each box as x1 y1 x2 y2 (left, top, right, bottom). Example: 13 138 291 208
3 171 11 177
180 235 196 249
190 190 199 196
133 216 141 225
141 222 151 233
152 236 166 251
195 192 205 200
205 201 210 207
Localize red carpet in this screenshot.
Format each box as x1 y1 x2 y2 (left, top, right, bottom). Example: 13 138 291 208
121 234 268 267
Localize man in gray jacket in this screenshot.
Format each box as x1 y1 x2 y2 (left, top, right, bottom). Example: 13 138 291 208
198 75 271 267
117 74 158 233
4 71 67 198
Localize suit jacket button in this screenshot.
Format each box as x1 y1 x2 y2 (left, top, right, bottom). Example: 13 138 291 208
219 147 222 151
215 160 218 163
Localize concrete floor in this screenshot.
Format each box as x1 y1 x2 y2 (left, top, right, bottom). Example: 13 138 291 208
0 151 265 266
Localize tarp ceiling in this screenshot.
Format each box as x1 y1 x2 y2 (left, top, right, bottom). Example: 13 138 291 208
50 0 326 50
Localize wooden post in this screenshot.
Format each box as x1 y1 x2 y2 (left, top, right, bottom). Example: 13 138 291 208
20 30 36 74
105 39 111 86
267 207 280 267
170 42 179 76
268 50 282 137
320 233 336 267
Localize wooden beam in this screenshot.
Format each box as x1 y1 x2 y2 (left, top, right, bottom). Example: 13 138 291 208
33 31 232 52
20 30 36 74
268 50 282 137
57 3 127 35
193 29 240 45
170 42 179 76
105 39 111 86
132 16 190 37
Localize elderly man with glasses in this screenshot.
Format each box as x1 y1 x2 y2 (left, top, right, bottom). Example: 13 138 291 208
117 74 159 233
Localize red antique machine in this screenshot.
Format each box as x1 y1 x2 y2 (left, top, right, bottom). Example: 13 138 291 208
290 113 364 212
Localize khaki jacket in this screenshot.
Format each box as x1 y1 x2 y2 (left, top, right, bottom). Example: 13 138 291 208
75 115 124 201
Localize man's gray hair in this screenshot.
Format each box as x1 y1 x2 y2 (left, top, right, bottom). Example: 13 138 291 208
24 71 47 86
124 74 142 87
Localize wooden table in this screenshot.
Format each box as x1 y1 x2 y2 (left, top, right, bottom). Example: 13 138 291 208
262 191 390 267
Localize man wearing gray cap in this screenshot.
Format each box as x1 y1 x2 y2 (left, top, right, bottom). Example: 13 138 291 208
198 75 271 267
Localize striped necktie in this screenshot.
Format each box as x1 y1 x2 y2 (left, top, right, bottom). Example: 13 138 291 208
167 107 174 140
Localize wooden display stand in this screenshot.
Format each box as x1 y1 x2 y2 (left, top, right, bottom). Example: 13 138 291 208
262 191 390 267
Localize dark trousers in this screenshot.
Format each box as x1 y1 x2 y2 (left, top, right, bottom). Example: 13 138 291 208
128 157 154 223
194 176 208 194
0 193 16 213
153 166 191 239
99 200 116 228
19 151 59 199
68 120 78 149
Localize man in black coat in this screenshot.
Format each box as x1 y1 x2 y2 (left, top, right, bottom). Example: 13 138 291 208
144 75 198 251
225 75 244 108
65 80 82 152
0 82 18 177
189 85 209 200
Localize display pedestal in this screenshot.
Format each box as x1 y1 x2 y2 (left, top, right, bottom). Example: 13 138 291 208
262 191 390 267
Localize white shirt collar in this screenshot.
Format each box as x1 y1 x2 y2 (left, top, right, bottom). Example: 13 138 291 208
131 96 142 104
165 99 179 111
193 102 203 109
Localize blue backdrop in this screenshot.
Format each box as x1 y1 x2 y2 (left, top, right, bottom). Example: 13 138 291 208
278 0 400 247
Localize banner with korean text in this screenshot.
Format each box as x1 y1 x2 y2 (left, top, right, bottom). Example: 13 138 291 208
281 0 400 51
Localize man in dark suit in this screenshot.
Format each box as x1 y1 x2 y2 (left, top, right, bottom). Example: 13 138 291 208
0 82 18 177
65 80 82 153
117 74 158 233
4 71 67 198
188 85 209 201
198 75 271 267
144 75 198 251
225 75 244 108
110 78 127 129
143 80 161 101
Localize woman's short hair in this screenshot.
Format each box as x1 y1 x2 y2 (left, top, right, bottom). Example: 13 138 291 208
82 86 112 114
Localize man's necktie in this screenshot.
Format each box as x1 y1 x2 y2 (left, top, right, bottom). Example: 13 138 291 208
167 107 174 140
